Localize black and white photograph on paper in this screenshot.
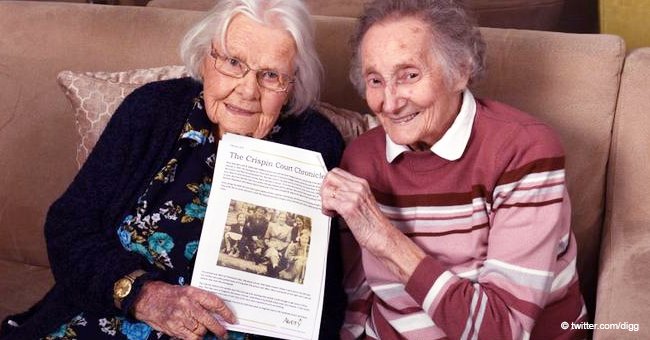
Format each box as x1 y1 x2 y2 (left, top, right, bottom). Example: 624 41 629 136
217 199 311 284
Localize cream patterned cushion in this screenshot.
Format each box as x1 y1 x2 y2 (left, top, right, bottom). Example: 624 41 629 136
315 101 377 145
57 65 190 168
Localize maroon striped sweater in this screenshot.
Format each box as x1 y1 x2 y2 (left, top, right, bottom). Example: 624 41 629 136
339 97 586 339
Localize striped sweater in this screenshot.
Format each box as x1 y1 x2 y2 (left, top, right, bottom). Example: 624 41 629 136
339 98 587 339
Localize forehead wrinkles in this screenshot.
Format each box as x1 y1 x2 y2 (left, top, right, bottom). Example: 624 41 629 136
360 19 432 76
223 15 296 71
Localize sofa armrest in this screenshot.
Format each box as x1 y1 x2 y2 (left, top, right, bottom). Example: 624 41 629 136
596 48 650 339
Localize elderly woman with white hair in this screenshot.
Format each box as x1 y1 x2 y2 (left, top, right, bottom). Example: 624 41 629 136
321 0 586 339
0 1 345 339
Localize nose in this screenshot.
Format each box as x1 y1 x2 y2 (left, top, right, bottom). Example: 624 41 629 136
380 83 405 115
235 71 261 100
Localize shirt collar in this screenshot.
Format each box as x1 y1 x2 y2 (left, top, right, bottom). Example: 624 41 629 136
385 89 476 163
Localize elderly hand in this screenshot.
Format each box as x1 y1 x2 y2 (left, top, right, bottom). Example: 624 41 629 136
320 168 393 251
132 281 235 340
321 168 426 282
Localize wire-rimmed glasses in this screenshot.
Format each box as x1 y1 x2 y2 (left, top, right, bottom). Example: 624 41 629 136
210 47 295 93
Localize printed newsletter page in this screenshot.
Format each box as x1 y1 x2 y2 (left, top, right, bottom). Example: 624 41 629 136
191 133 330 340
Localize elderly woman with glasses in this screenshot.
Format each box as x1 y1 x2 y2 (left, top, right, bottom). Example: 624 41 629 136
320 0 586 339
0 1 345 340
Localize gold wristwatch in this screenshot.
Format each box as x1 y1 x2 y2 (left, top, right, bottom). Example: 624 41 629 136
113 269 147 310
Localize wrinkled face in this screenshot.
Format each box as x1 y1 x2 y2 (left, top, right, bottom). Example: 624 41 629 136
360 16 468 150
201 14 297 139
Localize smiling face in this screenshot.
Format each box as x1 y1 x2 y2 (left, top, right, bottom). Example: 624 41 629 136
201 14 297 139
360 16 468 150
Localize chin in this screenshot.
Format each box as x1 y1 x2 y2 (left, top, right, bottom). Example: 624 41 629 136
385 128 417 146
220 123 257 137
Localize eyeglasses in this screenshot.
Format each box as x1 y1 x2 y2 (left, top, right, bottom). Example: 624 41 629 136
210 47 295 93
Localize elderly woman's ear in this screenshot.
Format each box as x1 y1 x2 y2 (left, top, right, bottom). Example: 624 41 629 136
448 59 472 92
451 72 470 92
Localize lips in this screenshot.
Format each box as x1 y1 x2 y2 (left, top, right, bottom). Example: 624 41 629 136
389 111 420 125
225 103 258 116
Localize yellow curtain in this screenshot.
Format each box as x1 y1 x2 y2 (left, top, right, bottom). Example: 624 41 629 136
600 0 650 50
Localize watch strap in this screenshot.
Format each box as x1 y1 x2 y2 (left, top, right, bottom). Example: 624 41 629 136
113 269 147 311
120 271 159 317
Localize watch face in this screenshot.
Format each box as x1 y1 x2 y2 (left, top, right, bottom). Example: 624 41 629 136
114 278 133 299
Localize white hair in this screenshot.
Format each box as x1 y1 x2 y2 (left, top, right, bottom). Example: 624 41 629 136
350 0 486 97
180 0 322 116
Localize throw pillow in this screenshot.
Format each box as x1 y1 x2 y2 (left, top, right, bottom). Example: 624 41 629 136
315 101 376 145
57 65 190 167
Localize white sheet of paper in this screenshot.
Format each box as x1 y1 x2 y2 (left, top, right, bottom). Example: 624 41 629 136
191 133 331 340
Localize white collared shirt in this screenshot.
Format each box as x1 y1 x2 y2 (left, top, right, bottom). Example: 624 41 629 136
385 89 476 163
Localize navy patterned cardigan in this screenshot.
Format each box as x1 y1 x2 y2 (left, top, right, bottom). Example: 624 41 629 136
0 78 346 339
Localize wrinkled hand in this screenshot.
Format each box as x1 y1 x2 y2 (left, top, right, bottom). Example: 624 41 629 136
132 281 235 340
320 168 426 282
320 168 392 251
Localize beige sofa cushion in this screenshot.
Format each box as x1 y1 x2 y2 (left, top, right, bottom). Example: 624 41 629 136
147 0 366 17
148 0 565 30
470 28 625 316
595 48 650 338
0 260 54 323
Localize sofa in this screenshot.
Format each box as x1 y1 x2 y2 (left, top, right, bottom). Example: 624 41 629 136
0 1 648 338
147 0 599 33
148 0 568 31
